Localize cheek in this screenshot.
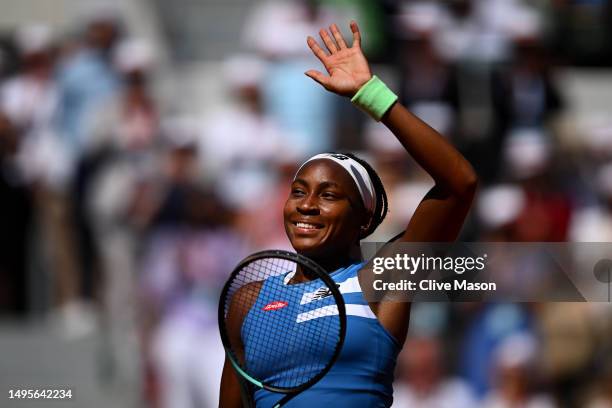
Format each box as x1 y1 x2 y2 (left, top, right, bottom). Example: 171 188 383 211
282 199 295 233
325 205 361 235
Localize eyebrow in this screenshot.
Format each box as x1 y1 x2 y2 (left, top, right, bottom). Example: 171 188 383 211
293 179 342 189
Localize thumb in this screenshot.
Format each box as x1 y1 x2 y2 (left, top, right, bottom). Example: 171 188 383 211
305 70 331 89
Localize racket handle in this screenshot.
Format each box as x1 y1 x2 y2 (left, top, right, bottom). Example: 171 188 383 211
237 376 255 408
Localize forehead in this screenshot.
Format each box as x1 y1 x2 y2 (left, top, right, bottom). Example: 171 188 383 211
294 159 357 191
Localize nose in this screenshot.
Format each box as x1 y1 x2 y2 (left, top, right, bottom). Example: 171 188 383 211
297 192 319 215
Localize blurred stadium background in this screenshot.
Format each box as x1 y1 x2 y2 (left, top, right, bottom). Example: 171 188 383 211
1 0 612 407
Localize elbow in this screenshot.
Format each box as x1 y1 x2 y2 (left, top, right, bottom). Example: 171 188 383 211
455 165 479 199
435 159 479 201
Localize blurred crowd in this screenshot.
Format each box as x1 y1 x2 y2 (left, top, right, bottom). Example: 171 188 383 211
1 0 612 407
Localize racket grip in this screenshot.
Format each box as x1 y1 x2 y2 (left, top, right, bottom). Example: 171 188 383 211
237 376 255 408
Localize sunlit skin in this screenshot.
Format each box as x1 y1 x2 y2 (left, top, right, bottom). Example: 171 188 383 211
283 159 372 277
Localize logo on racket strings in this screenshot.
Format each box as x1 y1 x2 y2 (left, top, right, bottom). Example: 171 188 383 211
262 301 289 311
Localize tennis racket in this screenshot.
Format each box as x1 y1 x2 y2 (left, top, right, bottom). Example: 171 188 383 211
218 250 347 408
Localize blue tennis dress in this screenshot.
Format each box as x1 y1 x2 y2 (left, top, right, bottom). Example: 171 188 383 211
241 262 400 407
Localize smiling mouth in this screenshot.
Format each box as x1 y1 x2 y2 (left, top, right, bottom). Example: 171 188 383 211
292 221 324 231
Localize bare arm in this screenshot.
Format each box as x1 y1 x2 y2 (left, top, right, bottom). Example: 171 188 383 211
305 21 477 243
219 282 263 407
219 357 245 408
382 103 477 242
219 299 248 408
373 104 476 344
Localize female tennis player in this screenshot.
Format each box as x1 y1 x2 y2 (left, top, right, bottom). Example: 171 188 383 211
219 21 477 407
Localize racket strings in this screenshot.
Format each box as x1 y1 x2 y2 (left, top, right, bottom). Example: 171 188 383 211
223 256 342 390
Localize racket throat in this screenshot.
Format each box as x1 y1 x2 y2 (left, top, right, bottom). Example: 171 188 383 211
273 391 299 408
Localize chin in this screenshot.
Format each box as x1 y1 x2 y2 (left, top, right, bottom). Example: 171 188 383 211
291 240 322 256
287 235 320 255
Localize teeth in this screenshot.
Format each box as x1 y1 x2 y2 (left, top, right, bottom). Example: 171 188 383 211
296 222 318 229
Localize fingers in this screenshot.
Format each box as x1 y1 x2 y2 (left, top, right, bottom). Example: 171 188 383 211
307 22 360 61
319 29 338 54
307 36 328 63
350 20 361 47
305 70 331 89
330 24 347 49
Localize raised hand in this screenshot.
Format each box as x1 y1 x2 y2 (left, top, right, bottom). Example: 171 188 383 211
305 21 372 97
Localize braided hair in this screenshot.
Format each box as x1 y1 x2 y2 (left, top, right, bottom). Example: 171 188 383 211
340 152 389 238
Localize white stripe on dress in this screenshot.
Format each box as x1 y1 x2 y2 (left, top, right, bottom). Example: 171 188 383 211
296 304 376 323
300 276 363 305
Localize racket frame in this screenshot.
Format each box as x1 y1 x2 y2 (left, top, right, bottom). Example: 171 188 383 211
218 249 347 398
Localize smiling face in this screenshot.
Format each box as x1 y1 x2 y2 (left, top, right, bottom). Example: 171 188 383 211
283 159 370 260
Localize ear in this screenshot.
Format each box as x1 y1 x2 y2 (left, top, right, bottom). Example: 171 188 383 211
359 211 374 238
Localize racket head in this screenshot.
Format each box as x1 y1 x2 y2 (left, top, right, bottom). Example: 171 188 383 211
218 250 346 394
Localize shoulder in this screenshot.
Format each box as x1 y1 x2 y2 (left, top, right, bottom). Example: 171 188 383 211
232 280 265 303
336 261 366 280
227 280 265 321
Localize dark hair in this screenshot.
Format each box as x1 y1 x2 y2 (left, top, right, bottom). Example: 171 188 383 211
340 152 388 238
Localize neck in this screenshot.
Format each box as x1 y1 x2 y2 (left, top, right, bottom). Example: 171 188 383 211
317 245 362 272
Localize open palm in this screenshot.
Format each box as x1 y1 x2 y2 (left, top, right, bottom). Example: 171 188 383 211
306 21 372 97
